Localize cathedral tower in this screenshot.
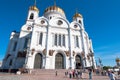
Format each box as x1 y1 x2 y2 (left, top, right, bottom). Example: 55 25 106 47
26 1 39 24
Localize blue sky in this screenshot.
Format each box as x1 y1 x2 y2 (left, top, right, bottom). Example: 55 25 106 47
0 0 120 67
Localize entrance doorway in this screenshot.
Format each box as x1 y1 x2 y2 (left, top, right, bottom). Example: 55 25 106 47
34 53 42 69
75 55 82 69
55 53 64 69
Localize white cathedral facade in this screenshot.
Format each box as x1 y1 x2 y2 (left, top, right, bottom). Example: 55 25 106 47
2 4 96 69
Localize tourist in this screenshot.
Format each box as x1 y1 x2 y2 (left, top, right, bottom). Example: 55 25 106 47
69 70 72 79
55 71 57 76
118 69 120 75
79 70 83 79
72 69 75 78
8 65 12 73
109 71 117 80
65 71 68 77
89 68 92 80
96 69 100 75
75 69 78 78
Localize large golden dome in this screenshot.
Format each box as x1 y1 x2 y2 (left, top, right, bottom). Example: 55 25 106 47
29 5 39 12
73 13 83 19
44 6 65 15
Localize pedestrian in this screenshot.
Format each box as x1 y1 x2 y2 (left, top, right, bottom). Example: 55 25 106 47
72 70 75 78
69 70 72 79
89 68 92 80
118 70 120 75
9 66 12 74
65 71 68 77
108 71 110 76
55 71 57 76
79 70 82 79
75 70 78 78
109 71 117 80
65 72 67 76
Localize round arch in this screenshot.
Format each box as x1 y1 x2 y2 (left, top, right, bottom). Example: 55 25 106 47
75 54 83 69
55 53 64 69
34 53 43 69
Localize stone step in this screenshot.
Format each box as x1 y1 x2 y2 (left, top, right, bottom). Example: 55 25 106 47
30 69 68 75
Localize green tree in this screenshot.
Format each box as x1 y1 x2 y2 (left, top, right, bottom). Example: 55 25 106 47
103 66 112 70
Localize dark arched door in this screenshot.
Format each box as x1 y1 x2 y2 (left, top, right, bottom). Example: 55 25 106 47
75 55 82 69
34 53 42 69
55 53 64 69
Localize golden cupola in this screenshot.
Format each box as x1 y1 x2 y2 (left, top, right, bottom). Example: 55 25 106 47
44 5 66 18
29 5 39 12
73 12 83 19
116 58 120 63
44 5 65 15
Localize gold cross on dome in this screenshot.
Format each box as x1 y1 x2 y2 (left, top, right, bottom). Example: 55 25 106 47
54 0 56 6
34 0 36 6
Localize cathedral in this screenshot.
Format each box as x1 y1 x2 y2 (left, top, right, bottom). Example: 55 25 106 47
2 2 96 69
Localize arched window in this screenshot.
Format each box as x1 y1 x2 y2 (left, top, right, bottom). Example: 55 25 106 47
79 20 82 24
55 53 64 69
29 13 34 19
24 38 30 49
34 53 42 69
75 55 82 69
50 16 52 19
9 59 12 66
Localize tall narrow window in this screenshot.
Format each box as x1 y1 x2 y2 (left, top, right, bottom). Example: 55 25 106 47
79 20 82 24
59 34 61 46
63 35 65 46
76 36 79 47
55 34 57 46
24 38 29 49
74 36 79 48
13 41 17 51
54 34 66 47
39 33 43 45
29 13 34 19
9 59 12 66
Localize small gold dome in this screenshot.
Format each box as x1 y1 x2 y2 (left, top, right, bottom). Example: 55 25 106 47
29 6 39 12
73 13 83 19
116 58 120 62
44 6 65 15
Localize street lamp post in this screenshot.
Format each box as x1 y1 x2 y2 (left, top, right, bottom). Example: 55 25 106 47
98 57 103 70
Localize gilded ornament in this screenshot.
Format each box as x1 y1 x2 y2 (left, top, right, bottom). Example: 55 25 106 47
73 51 75 56
43 49 46 55
87 55 90 60
81 52 85 57
31 48 35 55
64 51 69 57
49 50 55 56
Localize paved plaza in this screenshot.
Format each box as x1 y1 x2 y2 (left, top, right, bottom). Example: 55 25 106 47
0 71 120 80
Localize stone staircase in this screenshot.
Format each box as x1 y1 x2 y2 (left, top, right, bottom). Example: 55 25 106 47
30 69 67 75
